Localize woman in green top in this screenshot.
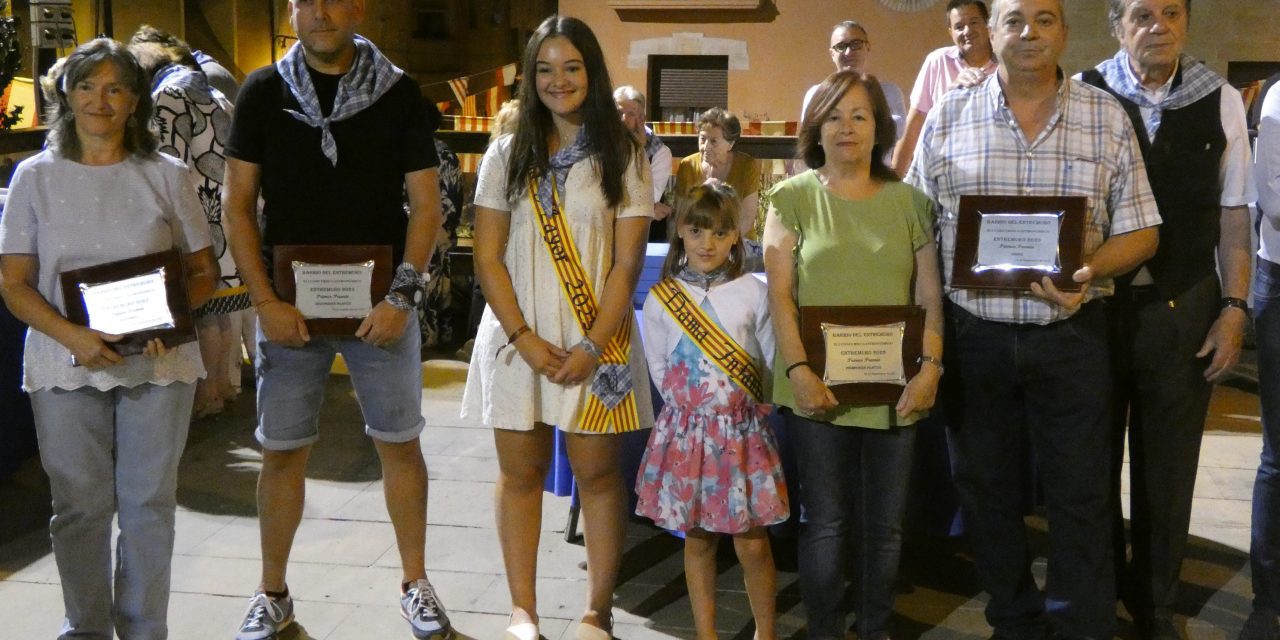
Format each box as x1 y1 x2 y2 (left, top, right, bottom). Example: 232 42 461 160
762 70 944 640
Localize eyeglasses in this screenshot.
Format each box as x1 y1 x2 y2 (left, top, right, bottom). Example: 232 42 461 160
830 39 868 54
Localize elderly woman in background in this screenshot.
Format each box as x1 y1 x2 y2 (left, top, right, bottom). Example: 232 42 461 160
0 39 216 639
674 107 759 240
128 26 242 418
763 70 943 640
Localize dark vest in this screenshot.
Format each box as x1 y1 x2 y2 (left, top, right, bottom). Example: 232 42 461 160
1082 68 1225 300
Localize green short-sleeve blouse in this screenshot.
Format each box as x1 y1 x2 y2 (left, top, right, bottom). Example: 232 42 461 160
769 171 935 429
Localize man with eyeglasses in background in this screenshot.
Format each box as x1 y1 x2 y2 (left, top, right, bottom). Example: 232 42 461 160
801 20 906 141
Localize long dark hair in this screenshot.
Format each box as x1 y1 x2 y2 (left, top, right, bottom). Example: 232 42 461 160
797 70 897 183
661 182 746 280
46 38 157 161
504 15 637 207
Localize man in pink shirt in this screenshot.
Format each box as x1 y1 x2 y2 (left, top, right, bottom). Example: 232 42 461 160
891 0 997 176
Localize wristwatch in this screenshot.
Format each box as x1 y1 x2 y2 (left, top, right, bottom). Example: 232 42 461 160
385 286 422 311
1221 296 1250 317
385 262 426 311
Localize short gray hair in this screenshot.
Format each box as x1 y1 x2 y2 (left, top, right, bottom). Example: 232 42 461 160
1107 0 1190 33
988 0 1066 29
612 85 646 112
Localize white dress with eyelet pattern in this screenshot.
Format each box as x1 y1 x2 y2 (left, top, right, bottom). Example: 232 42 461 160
461 134 656 433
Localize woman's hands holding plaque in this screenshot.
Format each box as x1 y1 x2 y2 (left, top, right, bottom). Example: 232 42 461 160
141 337 170 359
791 365 839 416
896 362 941 418
66 326 125 369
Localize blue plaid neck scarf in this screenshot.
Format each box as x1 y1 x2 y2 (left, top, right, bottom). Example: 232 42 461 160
276 35 403 166
676 263 731 291
535 127 591 216
1096 50 1224 137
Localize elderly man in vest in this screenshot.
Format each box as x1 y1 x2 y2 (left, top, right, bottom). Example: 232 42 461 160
1079 2 1255 638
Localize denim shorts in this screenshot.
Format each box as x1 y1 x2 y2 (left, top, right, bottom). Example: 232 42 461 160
254 315 425 450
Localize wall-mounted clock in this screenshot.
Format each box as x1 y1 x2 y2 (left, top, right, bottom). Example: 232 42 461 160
877 0 943 12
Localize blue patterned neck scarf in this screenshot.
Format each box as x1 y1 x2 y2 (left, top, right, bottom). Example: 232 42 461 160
1096 50 1225 137
276 35 403 166
535 127 591 216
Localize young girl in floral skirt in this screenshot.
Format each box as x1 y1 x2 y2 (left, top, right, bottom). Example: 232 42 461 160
636 182 788 639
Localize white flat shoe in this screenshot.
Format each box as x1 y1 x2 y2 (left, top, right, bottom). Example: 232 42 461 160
504 620 539 640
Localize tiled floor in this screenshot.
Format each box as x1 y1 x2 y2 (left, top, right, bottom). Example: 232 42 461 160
0 358 1266 639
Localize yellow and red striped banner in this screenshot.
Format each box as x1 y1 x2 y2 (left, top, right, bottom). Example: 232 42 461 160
527 178 641 433
652 278 763 401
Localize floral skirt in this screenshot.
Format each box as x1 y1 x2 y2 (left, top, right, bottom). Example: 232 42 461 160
634 401 789 534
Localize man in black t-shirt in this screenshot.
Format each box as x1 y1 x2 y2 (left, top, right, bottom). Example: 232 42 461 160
223 1 451 639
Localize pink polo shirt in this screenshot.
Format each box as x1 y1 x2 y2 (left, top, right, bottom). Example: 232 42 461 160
908 45 998 115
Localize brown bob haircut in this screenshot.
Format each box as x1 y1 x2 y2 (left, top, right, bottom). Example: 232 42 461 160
796 70 898 182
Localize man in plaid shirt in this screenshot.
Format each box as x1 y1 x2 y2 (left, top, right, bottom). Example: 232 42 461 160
905 0 1160 638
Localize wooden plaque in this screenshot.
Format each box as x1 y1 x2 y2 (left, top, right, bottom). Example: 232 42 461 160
272 245 393 337
798 305 924 405
59 248 195 359
950 195 1087 292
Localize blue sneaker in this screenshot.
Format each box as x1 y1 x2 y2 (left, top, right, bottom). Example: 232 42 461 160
400 579 452 639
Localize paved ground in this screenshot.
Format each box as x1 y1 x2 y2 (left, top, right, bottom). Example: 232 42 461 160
0 357 1265 639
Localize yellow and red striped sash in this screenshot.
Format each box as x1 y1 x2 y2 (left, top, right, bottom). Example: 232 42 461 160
527 178 640 433
651 278 764 402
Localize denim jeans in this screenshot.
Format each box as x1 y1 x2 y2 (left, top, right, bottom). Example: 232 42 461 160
254 314 425 450
1253 258 1280 614
30 382 195 640
787 410 916 640
949 302 1115 640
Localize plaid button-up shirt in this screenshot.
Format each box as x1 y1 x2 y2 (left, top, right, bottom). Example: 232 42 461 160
905 73 1161 325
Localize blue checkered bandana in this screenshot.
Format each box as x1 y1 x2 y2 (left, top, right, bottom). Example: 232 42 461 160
535 128 591 217
1096 50 1225 136
277 35 404 166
